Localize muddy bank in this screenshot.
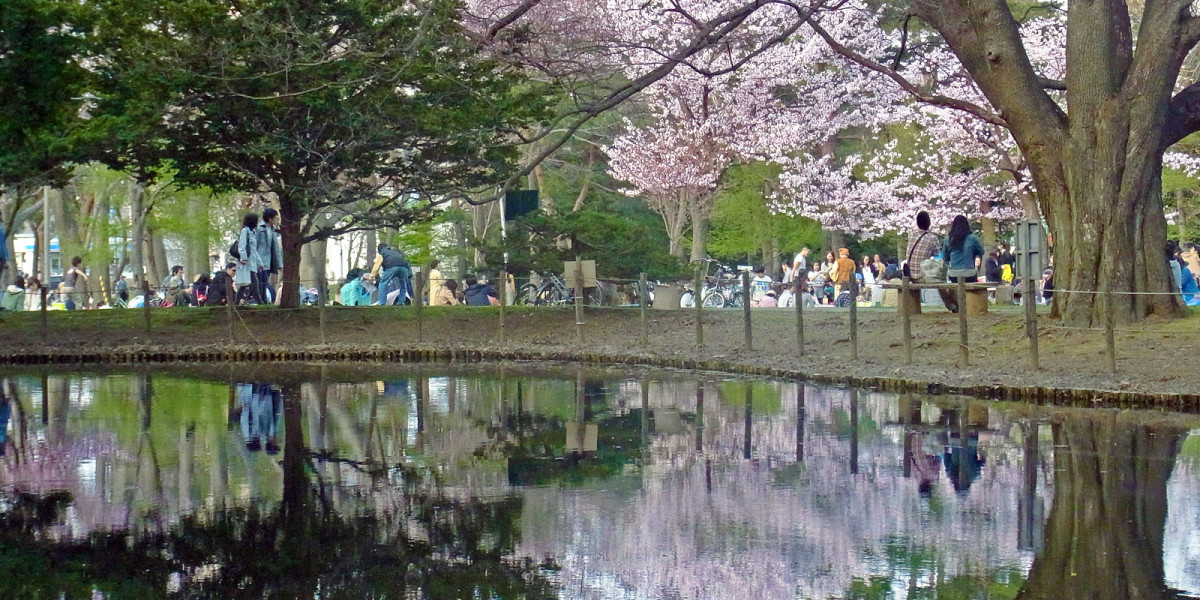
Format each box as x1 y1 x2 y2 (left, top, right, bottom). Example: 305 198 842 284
0 305 1197 408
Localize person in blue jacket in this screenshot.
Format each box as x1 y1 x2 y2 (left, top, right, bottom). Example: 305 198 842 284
940 215 985 313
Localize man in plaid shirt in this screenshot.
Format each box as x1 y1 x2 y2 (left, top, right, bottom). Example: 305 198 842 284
905 211 940 282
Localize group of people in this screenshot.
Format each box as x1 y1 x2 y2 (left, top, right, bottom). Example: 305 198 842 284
748 212 1002 314
0 256 91 311
339 256 507 307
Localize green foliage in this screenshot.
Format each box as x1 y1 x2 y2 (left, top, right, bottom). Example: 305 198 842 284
708 163 823 263
0 0 94 190
478 197 686 281
89 0 552 244
717 380 784 414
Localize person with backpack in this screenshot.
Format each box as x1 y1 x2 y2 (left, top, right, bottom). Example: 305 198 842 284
234 213 262 304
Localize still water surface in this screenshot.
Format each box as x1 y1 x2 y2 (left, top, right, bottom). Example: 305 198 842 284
0 366 1198 599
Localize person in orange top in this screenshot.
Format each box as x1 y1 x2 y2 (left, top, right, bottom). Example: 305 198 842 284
833 248 857 297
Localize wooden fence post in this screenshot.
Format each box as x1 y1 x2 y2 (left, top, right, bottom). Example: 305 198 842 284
900 276 913 365
498 270 507 345
1025 278 1039 370
795 272 805 358
639 272 648 348
414 271 424 344
317 279 328 345
39 287 48 341
849 277 858 360
574 257 584 344
957 278 968 366
1105 287 1117 374
142 280 152 334
226 276 236 342
742 270 752 350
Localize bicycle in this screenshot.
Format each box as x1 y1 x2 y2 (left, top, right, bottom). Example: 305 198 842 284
679 260 743 308
520 272 607 306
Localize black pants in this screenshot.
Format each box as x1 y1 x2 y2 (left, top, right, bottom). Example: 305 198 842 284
939 276 972 312
238 271 264 304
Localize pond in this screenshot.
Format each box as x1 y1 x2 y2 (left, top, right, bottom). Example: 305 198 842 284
0 364 1198 600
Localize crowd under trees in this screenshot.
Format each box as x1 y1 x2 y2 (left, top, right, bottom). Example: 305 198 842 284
5 0 1200 324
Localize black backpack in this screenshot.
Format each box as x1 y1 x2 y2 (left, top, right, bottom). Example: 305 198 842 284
229 241 240 259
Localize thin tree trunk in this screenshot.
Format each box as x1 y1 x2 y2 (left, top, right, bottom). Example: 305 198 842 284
186 196 209 278
130 183 146 287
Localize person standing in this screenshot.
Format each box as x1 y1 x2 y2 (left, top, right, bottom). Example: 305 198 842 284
257 208 282 305
235 213 261 304
61 256 89 310
790 247 810 284
426 259 444 302
833 248 857 299
940 215 985 313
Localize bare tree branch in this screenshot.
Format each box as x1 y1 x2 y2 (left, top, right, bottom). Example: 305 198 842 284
806 19 1009 127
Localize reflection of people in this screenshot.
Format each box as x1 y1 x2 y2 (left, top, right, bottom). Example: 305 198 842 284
939 408 986 494
236 383 281 454
0 380 11 456
907 432 941 496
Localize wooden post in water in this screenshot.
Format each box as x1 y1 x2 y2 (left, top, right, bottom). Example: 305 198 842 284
694 264 704 349
795 272 805 358
39 287 48 341
848 277 858 360
742 270 752 350
498 270 507 345
957 278 968 366
1027 274 1036 367
1105 287 1117 374
639 272 648 348
142 280 152 334
574 256 584 344
900 276 913 364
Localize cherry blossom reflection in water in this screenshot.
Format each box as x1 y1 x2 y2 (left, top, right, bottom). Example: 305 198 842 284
0 370 1197 600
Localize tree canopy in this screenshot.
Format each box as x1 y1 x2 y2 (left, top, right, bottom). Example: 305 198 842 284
88 0 551 305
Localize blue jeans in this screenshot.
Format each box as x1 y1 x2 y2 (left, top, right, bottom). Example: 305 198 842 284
376 266 404 305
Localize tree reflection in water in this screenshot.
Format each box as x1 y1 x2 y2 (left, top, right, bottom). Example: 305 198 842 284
0 377 557 600
0 370 1197 600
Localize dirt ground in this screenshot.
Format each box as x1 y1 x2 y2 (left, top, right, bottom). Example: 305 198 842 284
0 302 1197 398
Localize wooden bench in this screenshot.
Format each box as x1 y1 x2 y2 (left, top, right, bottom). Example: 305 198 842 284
879 281 993 315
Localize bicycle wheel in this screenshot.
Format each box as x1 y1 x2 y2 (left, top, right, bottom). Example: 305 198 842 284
728 290 744 308
679 290 694 308
519 283 538 305
587 286 605 307
702 289 725 308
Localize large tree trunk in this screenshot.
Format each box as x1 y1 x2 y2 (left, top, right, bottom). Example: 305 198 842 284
905 0 1195 326
1016 415 1185 600
278 197 304 308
